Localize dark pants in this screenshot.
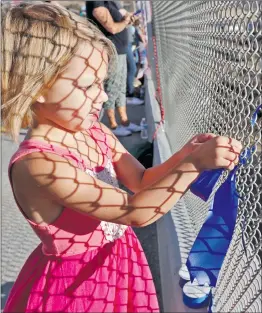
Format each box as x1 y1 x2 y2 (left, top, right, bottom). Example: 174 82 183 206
126 43 137 96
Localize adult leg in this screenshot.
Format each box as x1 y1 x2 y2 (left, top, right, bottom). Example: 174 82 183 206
126 46 144 106
115 54 129 125
103 55 121 129
104 54 131 136
116 55 142 133
126 43 136 96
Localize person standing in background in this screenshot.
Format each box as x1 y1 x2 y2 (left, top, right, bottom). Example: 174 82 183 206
134 19 148 81
86 1 142 136
126 24 144 105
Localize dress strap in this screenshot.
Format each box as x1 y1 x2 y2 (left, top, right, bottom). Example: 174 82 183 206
8 140 86 226
9 140 86 173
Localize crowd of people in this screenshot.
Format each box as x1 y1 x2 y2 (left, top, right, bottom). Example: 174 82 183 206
85 1 147 137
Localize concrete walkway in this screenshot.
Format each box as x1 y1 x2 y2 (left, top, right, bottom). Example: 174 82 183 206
1 104 163 311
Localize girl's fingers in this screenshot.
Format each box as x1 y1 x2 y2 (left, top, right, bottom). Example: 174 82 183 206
225 155 240 170
224 151 238 162
197 133 216 143
216 157 232 169
220 142 242 156
220 159 236 171
228 138 243 152
216 155 239 170
217 136 243 153
227 161 235 171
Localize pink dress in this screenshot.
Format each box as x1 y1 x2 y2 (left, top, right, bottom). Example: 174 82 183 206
4 126 159 313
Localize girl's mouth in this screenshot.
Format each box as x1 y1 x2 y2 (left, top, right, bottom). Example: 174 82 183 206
89 112 99 121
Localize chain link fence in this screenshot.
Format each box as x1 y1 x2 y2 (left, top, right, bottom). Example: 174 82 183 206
148 1 261 312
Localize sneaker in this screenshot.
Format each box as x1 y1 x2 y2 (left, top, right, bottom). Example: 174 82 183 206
133 79 142 87
126 97 144 106
125 122 143 133
112 125 132 137
136 68 145 80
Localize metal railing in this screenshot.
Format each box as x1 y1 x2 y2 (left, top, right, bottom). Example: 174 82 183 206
145 1 261 312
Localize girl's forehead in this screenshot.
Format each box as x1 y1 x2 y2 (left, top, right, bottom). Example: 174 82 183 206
78 41 108 66
64 42 108 79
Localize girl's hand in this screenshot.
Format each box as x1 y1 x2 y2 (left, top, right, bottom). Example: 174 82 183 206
187 136 243 171
179 133 216 158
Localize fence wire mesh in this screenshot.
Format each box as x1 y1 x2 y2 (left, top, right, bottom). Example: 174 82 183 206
150 1 261 312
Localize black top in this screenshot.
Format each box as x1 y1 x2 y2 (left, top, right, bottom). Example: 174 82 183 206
86 1 128 55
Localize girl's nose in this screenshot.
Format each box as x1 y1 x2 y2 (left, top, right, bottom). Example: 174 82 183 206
96 89 108 104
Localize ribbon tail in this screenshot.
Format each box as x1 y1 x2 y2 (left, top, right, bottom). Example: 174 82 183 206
187 171 239 287
208 289 213 313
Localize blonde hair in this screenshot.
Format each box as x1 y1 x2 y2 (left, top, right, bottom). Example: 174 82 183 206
1 1 117 141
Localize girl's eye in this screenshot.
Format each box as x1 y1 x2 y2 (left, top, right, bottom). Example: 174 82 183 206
83 85 93 90
78 84 94 91
78 81 103 91
87 82 103 90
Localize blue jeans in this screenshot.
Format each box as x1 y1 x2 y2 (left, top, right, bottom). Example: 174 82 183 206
126 43 137 95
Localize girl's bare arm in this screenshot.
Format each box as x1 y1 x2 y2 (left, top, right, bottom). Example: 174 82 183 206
12 135 241 227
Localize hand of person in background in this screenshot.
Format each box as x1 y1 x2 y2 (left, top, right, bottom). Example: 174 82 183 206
116 8 131 25
123 14 131 26
119 8 128 17
119 9 140 26
130 13 140 25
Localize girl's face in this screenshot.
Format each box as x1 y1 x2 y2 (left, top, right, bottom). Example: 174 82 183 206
35 42 109 132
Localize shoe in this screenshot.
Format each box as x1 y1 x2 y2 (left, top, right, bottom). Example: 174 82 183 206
136 68 145 80
112 125 132 137
133 79 142 87
126 97 144 106
125 122 143 133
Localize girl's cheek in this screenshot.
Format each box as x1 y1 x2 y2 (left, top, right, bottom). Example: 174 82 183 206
88 86 108 104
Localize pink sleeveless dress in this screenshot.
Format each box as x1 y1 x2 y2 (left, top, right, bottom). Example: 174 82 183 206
4 126 159 313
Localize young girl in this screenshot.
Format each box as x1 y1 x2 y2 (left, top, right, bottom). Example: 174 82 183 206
2 2 242 313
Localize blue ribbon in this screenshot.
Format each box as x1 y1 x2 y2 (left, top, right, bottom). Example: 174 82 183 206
187 168 238 287
251 104 261 126
184 104 261 311
189 169 223 202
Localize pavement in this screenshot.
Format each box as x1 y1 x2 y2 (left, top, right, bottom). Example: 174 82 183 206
1 103 163 311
